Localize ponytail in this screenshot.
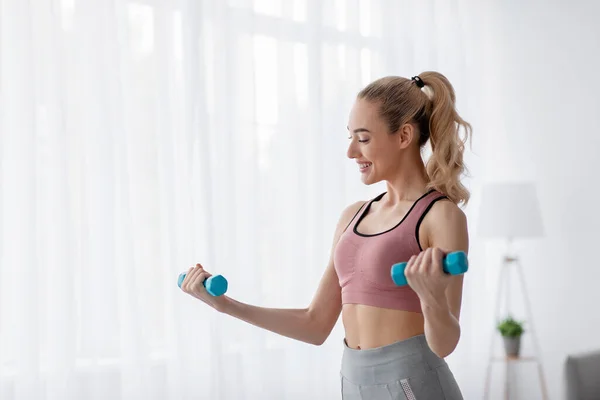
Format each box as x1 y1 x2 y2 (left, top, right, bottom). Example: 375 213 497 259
419 71 472 206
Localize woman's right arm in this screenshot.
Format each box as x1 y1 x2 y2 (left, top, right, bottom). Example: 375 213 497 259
180 201 365 346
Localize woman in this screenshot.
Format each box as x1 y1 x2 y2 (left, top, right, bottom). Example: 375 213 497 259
181 71 471 399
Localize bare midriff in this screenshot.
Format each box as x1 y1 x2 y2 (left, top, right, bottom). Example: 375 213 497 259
342 304 425 350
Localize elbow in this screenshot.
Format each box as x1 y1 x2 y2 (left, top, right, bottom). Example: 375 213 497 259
432 337 461 359
307 329 329 346
428 329 461 359
305 317 332 346
431 341 458 358
433 348 454 359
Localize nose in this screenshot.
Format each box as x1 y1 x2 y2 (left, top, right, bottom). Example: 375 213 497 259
347 139 360 159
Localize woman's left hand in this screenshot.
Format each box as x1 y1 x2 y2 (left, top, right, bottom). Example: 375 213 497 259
404 247 452 309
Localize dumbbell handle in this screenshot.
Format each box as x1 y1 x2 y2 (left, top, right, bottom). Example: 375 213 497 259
177 272 228 297
390 251 469 286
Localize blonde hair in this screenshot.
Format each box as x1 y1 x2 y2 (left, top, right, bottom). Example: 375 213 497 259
357 71 472 206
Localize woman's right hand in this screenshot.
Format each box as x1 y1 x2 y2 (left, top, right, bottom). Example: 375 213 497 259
180 263 228 312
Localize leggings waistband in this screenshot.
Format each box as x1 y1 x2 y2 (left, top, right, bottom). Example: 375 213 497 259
341 334 447 385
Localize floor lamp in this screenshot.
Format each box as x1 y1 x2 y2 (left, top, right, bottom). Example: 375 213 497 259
477 182 549 400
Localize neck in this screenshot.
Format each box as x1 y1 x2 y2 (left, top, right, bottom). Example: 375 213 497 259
382 154 430 205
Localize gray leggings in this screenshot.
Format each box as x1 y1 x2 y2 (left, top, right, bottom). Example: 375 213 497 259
340 334 463 399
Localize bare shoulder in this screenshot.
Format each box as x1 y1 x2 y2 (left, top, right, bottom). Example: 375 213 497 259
428 198 467 227
422 198 469 252
332 200 367 239
339 200 367 225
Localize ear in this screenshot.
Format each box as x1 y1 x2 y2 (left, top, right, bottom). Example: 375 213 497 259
395 123 416 149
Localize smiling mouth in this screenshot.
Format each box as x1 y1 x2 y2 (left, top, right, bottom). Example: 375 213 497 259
358 162 372 172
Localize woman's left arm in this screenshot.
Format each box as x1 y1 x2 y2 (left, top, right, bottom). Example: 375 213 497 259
404 200 469 358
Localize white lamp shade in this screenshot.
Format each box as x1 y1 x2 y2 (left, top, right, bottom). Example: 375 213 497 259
477 182 544 239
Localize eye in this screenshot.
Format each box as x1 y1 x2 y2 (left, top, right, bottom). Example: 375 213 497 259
347 136 369 143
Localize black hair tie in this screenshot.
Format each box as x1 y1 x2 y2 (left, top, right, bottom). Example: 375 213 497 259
411 76 425 88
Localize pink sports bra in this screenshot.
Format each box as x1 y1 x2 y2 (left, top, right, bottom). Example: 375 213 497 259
333 189 448 313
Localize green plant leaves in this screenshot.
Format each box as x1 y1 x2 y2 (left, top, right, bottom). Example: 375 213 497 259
496 316 525 337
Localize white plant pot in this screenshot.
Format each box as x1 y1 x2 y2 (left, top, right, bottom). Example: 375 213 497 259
503 336 521 357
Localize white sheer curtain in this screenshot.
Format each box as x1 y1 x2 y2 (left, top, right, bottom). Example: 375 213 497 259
0 0 488 398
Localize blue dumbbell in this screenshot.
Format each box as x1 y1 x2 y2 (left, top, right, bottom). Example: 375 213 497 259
390 251 469 286
177 272 228 296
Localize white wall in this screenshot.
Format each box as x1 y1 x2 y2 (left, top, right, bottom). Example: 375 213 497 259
462 1 600 398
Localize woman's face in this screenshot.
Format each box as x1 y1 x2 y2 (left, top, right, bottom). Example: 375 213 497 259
346 98 411 185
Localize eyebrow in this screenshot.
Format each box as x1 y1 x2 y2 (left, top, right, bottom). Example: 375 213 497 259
347 127 371 134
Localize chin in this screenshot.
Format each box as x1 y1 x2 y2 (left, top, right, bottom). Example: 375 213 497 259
360 175 378 186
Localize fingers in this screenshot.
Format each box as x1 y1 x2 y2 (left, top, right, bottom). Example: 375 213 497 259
405 252 423 281
423 248 433 271
414 249 427 274
182 265 199 290
405 247 443 280
181 266 194 291
405 255 416 274
431 247 445 272
406 255 417 269
182 263 211 294
190 270 211 293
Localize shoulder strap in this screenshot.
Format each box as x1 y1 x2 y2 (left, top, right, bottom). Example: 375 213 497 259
342 192 385 233
342 202 366 233
406 189 450 250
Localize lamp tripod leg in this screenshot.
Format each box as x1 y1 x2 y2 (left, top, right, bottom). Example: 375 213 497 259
484 257 509 399
514 259 549 400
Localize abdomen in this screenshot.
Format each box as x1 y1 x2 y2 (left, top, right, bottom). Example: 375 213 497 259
341 304 425 350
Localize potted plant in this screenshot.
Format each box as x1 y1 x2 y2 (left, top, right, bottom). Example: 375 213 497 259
496 316 525 357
